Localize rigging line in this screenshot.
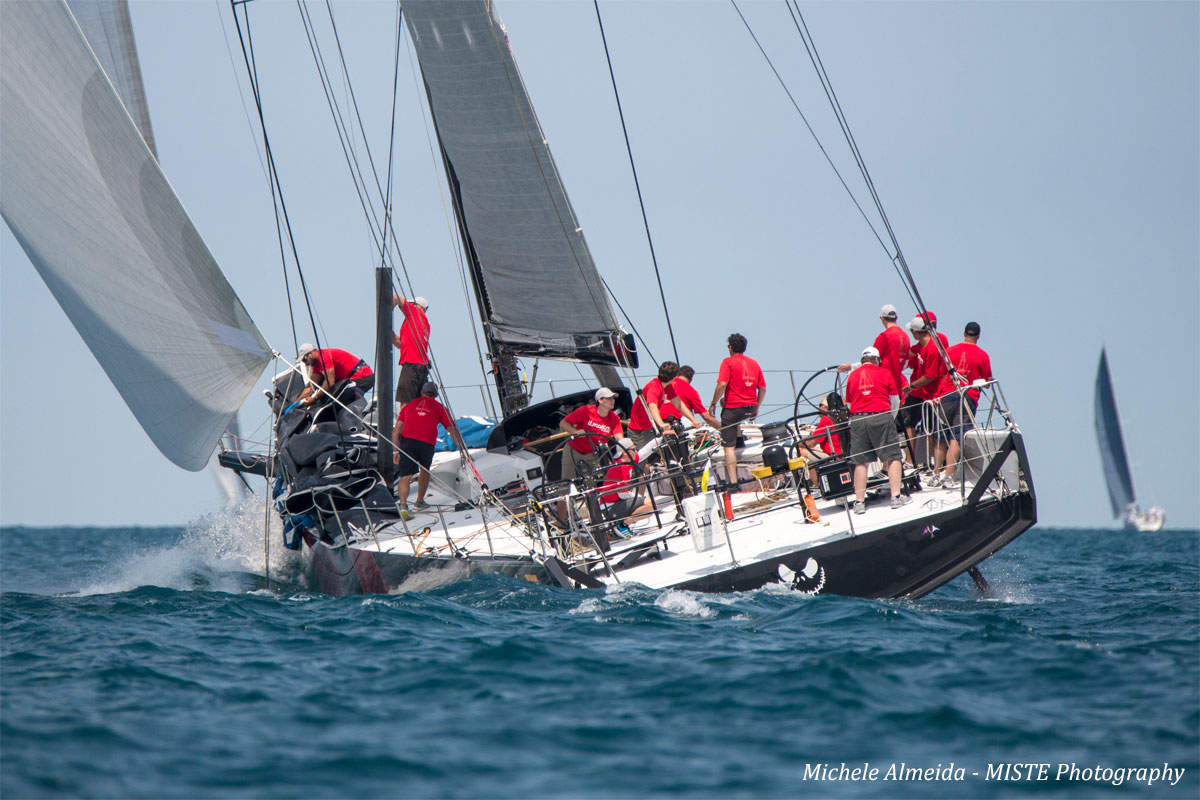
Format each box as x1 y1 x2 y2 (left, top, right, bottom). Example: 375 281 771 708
479 12 619 334
592 0 679 364
379 3 403 271
600 275 658 367
231 1 322 355
785 2 921 306
728 1 893 260
321 0 410 251
786 3 952 368
295 2 387 260
214 0 269 185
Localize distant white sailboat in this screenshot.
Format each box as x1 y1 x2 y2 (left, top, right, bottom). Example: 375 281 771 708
1094 348 1165 532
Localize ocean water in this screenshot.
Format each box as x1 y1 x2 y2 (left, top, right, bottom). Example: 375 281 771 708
1 517 1196 799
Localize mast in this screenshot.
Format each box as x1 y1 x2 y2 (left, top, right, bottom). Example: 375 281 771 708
375 268 395 483
402 1 636 421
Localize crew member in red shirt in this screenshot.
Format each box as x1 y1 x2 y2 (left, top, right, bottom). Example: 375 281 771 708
392 295 431 412
297 343 374 406
628 361 683 449
558 387 624 483
666 365 720 429
936 321 994 488
800 393 843 489
873 304 912 398
904 316 957 479
391 382 463 510
710 333 766 485
846 346 909 513
599 439 655 530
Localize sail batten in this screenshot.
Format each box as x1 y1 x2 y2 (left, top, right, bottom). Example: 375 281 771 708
1094 348 1137 518
403 1 633 368
1 0 269 471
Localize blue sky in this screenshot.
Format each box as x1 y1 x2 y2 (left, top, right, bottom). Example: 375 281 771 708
2 0 1197 529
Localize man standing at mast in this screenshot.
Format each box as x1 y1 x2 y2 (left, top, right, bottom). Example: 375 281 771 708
393 295 431 413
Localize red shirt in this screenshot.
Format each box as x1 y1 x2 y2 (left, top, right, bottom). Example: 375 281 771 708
630 378 679 431
397 395 453 445
600 461 637 505
398 301 430 365
717 354 765 409
810 415 842 455
666 377 707 416
947 342 993 402
563 404 623 454
313 348 372 382
846 363 897 414
910 338 950 400
874 325 911 391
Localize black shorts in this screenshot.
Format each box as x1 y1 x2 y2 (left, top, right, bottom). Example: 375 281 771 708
396 362 430 404
899 395 923 431
720 405 756 447
397 436 436 477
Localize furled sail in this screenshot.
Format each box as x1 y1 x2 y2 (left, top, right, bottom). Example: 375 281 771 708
1 0 270 471
402 0 635 368
1094 348 1136 518
65 0 157 158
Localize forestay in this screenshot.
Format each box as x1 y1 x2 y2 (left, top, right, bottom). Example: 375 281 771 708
0 0 270 471
403 0 632 367
1093 348 1136 518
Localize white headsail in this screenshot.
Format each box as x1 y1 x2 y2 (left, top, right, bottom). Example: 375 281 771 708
1 0 270 471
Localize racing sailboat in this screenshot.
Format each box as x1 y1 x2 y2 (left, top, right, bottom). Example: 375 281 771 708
1094 348 1165 532
3 0 1038 598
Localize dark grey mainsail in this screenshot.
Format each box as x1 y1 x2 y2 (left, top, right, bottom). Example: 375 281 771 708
1 0 270 471
402 1 635 412
1094 348 1136 518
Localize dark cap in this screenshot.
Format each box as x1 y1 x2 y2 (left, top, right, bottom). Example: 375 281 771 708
420 381 439 397
964 321 981 337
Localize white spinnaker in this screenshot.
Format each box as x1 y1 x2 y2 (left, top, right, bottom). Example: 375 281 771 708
65 0 157 158
0 0 270 471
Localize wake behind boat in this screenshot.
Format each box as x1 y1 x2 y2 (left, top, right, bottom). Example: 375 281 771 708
3 0 1038 598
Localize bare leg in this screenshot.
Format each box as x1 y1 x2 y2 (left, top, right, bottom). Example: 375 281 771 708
942 440 961 479
416 468 430 504
904 426 917 466
887 459 902 497
397 474 412 505
724 446 738 485
853 463 868 503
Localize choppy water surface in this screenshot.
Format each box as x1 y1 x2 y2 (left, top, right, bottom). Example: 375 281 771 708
2 518 1196 798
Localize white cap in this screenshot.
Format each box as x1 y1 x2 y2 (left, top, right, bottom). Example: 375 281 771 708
298 343 316 358
880 304 898 319
616 437 634 450
414 296 429 309
861 346 880 360
595 387 616 401
907 317 928 333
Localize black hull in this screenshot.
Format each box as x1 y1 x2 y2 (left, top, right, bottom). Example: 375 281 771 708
306 491 1034 599
674 492 1035 598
